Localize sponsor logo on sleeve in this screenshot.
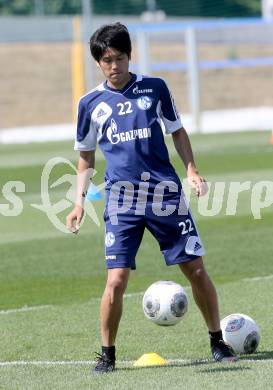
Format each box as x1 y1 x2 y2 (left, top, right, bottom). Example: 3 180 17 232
93 102 112 122
97 108 107 118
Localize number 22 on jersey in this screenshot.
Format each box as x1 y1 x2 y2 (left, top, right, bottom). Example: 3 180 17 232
117 101 133 115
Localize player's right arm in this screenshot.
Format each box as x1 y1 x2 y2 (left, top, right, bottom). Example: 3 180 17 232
66 150 95 234
67 95 98 233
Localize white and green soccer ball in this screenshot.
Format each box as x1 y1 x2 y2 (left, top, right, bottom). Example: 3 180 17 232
221 313 260 354
142 281 188 326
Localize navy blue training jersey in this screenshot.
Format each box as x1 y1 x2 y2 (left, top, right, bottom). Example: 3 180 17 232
75 73 183 191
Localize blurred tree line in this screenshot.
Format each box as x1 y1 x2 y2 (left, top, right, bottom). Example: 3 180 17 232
0 0 261 17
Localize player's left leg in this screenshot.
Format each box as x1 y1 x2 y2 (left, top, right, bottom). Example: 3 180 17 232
145 202 237 362
146 204 219 330
178 257 237 362
178 257 219 331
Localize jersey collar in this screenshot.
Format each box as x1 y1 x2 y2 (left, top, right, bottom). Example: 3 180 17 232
104 73 137 94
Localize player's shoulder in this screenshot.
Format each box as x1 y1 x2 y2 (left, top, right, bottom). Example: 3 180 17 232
78 82 106 108
136 74 166 87
133 74 168 94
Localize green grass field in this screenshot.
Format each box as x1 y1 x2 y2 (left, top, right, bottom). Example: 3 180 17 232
0 131 272 389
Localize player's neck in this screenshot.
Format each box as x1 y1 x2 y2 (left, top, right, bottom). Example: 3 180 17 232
106 72 132 90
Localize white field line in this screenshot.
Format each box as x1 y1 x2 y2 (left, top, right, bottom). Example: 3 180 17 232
0 305 53 315
0 358 272 367
0 292 179 316
85 292 146 304
123 292 144 298
242 274 273 282
89 289 191 303
0 296 146 315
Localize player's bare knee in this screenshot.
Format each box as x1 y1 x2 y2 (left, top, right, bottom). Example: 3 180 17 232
194 267 207 280
188 266 208 284
107 277 128 296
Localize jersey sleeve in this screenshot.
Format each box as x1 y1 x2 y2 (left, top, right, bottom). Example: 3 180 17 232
74 99 97 151
158 79 183 134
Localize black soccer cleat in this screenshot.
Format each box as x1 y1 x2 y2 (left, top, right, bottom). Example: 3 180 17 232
93 352 116 374
211 340 238 362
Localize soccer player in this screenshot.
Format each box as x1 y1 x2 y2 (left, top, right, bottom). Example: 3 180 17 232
66 22 237 373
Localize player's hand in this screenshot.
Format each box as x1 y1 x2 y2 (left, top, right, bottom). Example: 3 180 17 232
66 205 84 234
187 170 208 197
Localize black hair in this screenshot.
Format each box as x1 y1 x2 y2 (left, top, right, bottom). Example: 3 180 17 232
89 22 132 62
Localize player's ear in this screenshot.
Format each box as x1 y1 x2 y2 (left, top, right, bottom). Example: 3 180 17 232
96 62 100 68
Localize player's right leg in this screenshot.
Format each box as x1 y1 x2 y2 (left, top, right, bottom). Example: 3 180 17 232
94 267 130 374
93 200 144 373
101 267 131 347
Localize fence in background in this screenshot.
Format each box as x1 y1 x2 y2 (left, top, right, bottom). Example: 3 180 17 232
0 16 273 132
128 19 273 132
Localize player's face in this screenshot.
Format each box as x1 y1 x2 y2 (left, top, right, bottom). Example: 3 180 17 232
98 47 131 89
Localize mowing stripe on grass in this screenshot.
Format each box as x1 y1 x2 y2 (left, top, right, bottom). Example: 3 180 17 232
0 275 271 316
2 202 271 247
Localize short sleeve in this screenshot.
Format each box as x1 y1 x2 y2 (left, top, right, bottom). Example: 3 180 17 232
159 79 182 134
74 99 97 151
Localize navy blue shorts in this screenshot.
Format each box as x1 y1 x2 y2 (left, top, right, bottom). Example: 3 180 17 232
104 199 205 270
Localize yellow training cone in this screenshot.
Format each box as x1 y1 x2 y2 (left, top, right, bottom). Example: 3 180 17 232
133 353 167 367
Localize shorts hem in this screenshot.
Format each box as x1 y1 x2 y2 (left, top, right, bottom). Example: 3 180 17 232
107 264 136 270
165 254 203 266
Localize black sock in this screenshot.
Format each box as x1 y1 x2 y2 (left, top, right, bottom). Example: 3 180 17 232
209 330 223 346
102 345 116 360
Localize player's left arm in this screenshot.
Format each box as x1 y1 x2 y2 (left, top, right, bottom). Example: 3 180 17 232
158 78 207 196
172 127 207 197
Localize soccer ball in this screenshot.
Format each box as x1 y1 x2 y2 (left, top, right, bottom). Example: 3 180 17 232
142 281 188 326
221 313 260 354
